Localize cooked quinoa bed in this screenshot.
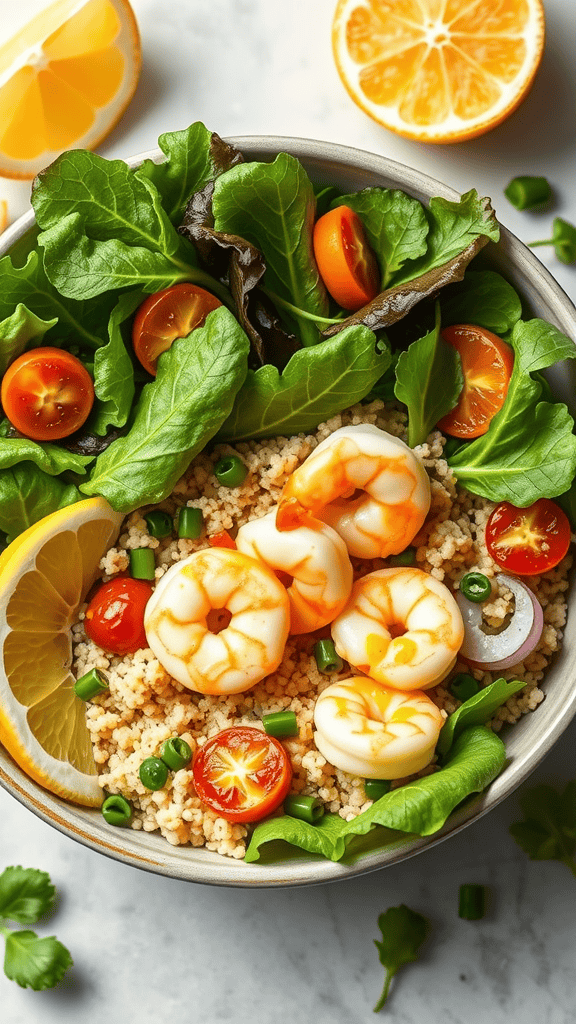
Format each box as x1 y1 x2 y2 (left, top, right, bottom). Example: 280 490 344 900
72 401 572 860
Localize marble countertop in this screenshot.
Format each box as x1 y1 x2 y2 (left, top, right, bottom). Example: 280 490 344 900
2 1 576 1021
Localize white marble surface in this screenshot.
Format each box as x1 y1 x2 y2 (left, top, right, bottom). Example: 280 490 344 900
2 1 576 1021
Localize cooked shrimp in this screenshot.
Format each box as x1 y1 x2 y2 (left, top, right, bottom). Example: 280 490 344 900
275 424 430 559
331 567 464 691
144 547 290 695
236 508 353 634
313 676 444 779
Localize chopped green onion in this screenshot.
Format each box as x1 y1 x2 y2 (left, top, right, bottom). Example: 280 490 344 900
314 638 343 674
389 547 416 567
529 218 576 264
214 455 248 488
450 674 480 702
364 778 391 800
458 883 487 920
144 510 173 538
101 794 132 826
178 507 203 539
130 547 156 581
504 175 552 210
262 710 298 738
160 737 193 771
139 756 169 791
460 571 491 603
74 667 109 701
284 794 325 824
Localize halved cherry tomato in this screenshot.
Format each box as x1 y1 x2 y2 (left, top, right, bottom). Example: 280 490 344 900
192 726 292 823
1 347 94 441
208 530 236 550
486 499 571 576
313 205 380 311
437 324 514 439
132 283 222 376
84 577 154 655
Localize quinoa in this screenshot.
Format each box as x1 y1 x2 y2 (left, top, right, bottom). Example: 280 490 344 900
73 400 572 859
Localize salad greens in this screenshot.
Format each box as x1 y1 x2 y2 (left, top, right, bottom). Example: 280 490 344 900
334 187 429 288
0 867 72 990
0 465 81 543
510 781 576 876
436 677 526 758
529 218 576 265
373 905 430 1012
440 269 522 334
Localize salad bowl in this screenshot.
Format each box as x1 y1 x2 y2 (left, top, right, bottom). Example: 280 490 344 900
1 136 575 887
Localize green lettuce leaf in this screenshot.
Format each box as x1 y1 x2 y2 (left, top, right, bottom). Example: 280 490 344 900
90 292 141 435
212 153 329 346
0 464 82 542
448 318 576 503
217 325 390 442
245 726 505 863
437 677 527 758
334 187 429 287
81 307 249 511
0 419 92 476
441 270 523 334
0 305 57 375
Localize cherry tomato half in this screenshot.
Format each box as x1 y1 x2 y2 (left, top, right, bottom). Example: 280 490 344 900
1 347 94 441
192 726 293 823
207 530 236 550
486 499 571 576
132 283 222 376
437 324 514 439
84 577 154 655
313 205 380 311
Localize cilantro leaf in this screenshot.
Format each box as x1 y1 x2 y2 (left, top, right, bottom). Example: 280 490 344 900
510 781 576 876
373 905 429 1011
0 867 55 925
2 930 72 991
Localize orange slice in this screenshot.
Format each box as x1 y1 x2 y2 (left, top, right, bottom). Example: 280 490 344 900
332 0 545 143
0 0 141 179
0 497 124 805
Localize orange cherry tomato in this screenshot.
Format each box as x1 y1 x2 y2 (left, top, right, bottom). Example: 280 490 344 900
84 577 154 655
1 347 94 441
208 530 236 550
313 205 380 311
437 324 514 439
486 499 571 576
192 726 293 823
132 283 223 376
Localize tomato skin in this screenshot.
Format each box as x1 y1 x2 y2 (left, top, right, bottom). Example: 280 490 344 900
84 577 154 655
192 726 293 823
1 347 94 441
313 205 380 311
437 324 514 439
132 283 222 376
486 499 571 575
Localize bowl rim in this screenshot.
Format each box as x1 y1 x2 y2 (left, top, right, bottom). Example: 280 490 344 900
1 134 576 887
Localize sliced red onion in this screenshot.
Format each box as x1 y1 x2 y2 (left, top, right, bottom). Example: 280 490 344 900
455 573 544 671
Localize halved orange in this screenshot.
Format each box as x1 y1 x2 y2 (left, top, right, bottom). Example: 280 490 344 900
332 0 545 143
0 497 124 805
0 0 141 179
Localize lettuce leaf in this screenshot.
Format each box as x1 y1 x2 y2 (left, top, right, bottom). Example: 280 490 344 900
441 270 523 334
437 677 527 758
90 292 141 435
0 420 92 476
0 464 82 542
0 305 57 375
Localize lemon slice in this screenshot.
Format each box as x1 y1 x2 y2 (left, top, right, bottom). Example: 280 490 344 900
0 497 124 806
0 0 141 179
0 200 7 233
332 0 545 143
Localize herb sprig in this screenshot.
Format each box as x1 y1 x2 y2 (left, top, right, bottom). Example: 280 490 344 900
510 781 576 876
373 905 429 1012
0 867 72 990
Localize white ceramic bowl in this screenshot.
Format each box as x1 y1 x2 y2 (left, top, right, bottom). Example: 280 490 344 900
1 137 575 887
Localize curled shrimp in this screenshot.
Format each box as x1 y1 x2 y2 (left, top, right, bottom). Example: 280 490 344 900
331 567 464 691
235 508 353 634
144 548 290 695
275 424 431 559
313 676 444 779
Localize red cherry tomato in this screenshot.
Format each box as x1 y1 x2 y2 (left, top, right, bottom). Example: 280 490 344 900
313 205 380 311
437 324 514 439
84 577 154 655
486 499 571 575
192 726 293 823
1 347 94 441
132 283 222 376
208 530 236 550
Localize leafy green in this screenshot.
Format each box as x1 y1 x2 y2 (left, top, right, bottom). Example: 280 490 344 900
394 303 463 446
245 726 506 862
437 677 527 758
530 218 576 265
334 188 429 287
0 866 72 991
373 905 430 1012
81 307 249 511
90 291 141 435
0 464 82 542
0 419 92 476
441 270 523 334
212 153 329 346
448 318 576 503
510 781 576 876
218 325 389 442
0 305 57 375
